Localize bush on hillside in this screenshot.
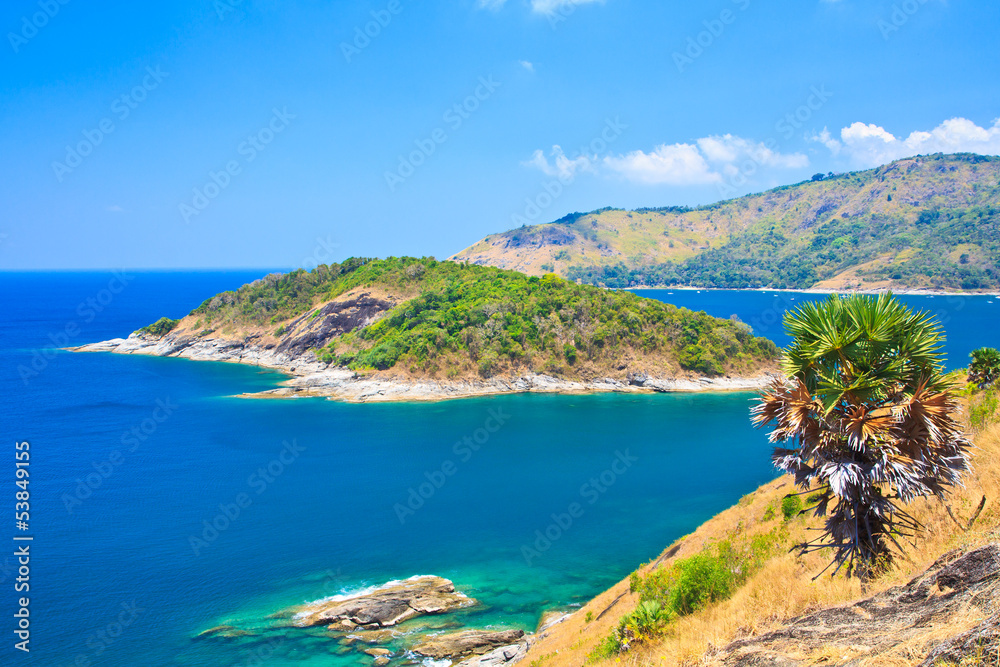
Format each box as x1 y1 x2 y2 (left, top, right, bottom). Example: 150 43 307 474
138 317 180 337
969 347 1000 389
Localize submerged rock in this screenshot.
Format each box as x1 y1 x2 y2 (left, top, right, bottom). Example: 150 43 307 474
288 576 475 629
413 629 526 660
347 628 401 644
194 624 255 639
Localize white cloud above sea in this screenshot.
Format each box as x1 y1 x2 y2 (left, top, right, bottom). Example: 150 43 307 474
813 117 1000 167
525 134 808 187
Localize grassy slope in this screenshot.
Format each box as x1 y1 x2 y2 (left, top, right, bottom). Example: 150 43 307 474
451 153 1000 291
155 257 779 380
524 382 1000 666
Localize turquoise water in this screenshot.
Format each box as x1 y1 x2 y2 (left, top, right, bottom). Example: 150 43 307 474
2 273 995 665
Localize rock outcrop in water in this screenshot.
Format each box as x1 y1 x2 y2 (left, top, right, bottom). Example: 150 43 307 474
289 575 474 629
454 641 530 667
413 629 527 660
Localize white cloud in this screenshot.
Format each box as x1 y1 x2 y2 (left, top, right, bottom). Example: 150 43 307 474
697 135 809 170
597 135 807 186
530 0 604 14
525 133 809 187
814 117 1000 167
524 145 595 181
106 205 126 213
811 127 842 156
603 144 721 185
519 60 535 72
478 0 604 15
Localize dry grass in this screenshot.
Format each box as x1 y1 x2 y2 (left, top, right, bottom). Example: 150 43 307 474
522 394 1000 667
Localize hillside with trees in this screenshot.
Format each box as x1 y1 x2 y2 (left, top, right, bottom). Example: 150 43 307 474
451 153 1000 291
145 256 779 381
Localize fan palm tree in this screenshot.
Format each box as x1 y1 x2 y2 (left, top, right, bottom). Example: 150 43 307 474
752 293 971 580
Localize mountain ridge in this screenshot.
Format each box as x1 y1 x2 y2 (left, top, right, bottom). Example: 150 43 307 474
452 153 1000 291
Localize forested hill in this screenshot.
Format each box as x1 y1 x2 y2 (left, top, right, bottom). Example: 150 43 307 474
451 153 1000 291
139 257 777 380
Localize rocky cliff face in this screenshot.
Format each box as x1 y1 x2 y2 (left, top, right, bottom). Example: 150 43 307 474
74 291 399 376
712 543 1000 666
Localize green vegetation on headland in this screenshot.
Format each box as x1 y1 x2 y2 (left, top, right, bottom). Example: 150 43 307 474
169 257 779 379
453 153 1000 291
137 317 180 337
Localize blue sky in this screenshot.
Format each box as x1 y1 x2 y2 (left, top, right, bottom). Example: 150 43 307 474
2 0 999 269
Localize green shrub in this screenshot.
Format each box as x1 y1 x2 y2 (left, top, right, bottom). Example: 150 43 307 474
563 343 578 364
628 570 641 593
478 352 499 378
138 317 180 337
969 348 1000 389
599 527 786 656
781 494 803 520
970 390 998 431
666 552 735 615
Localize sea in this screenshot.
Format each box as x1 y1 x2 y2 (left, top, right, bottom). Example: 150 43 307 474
1 271 996 666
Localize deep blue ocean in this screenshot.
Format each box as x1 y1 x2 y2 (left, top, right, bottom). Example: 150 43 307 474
1 272 997 666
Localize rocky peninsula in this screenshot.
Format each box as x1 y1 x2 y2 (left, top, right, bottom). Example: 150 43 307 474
71 257 781 402
73 331 776 403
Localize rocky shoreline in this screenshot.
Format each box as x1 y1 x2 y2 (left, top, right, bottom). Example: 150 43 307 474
72 332 777 403
198 575 570 667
